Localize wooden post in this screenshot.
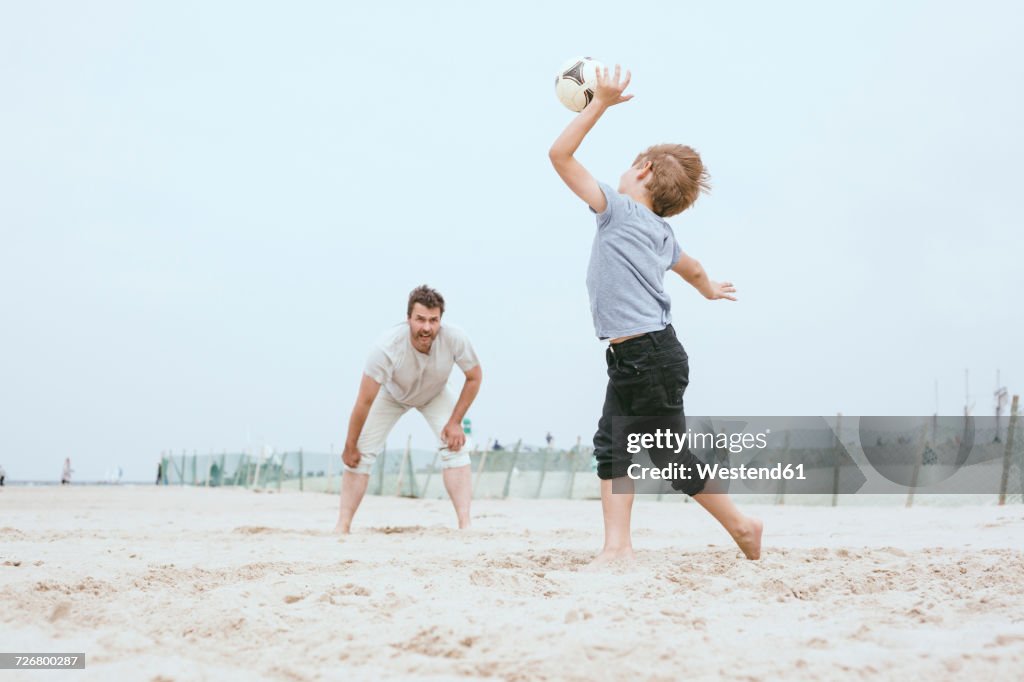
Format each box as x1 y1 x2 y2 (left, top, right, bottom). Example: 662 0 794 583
831 413 842 507
536 444 550 498
205 451 212 487
501 439 522 499
253 450 264 490
906 423 928 508
566 435 582 500
999 395 1019 505
408 440 419 498
473 449 489 497
422 450 440 499
298 449 304 492
219 452 226 487
395 435 411 496
180 451 186 486
277 452 286 491
1017 399 1024 506
372 447 387 496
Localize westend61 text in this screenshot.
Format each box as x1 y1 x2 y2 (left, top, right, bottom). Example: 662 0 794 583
627 462 807 481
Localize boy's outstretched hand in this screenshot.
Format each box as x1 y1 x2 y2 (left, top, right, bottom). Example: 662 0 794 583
705 281 738 301
593 64 633 107
671 253 737 301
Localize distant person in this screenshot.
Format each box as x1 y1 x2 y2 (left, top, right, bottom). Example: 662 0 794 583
545 431 554 450
334 285 482 533
0 463 6 487
156 460 163 485
61 458 72 485
492 440 503 452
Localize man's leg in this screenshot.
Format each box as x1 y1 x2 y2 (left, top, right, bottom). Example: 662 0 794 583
442 465 472 529
335 470 370 534
418 390 473 529
335 389 406 533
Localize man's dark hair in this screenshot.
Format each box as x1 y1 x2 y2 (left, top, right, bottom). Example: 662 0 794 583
407 284 445 317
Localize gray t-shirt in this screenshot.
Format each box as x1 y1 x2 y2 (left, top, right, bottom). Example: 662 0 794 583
586 182 682 339
364 323 479 407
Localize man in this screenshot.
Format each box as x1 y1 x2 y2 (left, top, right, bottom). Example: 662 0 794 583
334 285 482 533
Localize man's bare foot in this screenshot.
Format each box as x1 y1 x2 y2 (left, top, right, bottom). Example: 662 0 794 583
733 517 763 560
585 546 636 570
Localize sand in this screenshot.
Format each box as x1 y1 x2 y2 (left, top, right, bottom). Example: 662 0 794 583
1 486 1023 681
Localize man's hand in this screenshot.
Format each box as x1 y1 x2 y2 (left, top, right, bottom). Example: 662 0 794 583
341 374 380 471
704 281 737 301
342 446 362 469
592 64 633 108
441 421 466 452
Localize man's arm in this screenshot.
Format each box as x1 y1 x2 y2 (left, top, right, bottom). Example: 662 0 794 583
342 374 381 468
548 65 633 213
671 252 737 301
441 364 482 452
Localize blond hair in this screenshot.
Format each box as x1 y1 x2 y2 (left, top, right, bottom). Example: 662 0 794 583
633 144 711 217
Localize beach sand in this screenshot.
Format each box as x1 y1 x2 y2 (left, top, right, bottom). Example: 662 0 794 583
1 486 1023 681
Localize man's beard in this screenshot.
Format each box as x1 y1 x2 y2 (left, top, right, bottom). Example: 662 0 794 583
414 330 436 348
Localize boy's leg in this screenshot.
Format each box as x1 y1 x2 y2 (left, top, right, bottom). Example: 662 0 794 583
592 361 638 564
593 477 635 565
634 329 763 559
335 389 407 533
418 389 472 529
692 492 763 560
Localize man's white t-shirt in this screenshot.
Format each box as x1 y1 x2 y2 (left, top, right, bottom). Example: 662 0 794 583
363 323 479 407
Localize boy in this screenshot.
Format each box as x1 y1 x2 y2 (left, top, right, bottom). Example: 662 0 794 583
548 65 763 563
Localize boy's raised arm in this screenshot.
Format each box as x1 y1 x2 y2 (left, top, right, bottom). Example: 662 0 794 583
548 65 633 214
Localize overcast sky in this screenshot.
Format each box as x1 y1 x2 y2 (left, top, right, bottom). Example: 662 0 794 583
2 1 1021 481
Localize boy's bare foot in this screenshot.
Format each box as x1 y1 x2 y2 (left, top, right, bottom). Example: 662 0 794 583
332 521 350 535
733 517 763 560
585 547 636 570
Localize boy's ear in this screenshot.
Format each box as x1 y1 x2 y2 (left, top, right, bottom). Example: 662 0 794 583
637 160 653 179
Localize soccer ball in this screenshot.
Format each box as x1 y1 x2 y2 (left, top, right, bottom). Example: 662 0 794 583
554 56 604 112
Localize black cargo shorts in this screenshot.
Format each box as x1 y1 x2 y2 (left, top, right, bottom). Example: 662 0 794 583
592 324 707 495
